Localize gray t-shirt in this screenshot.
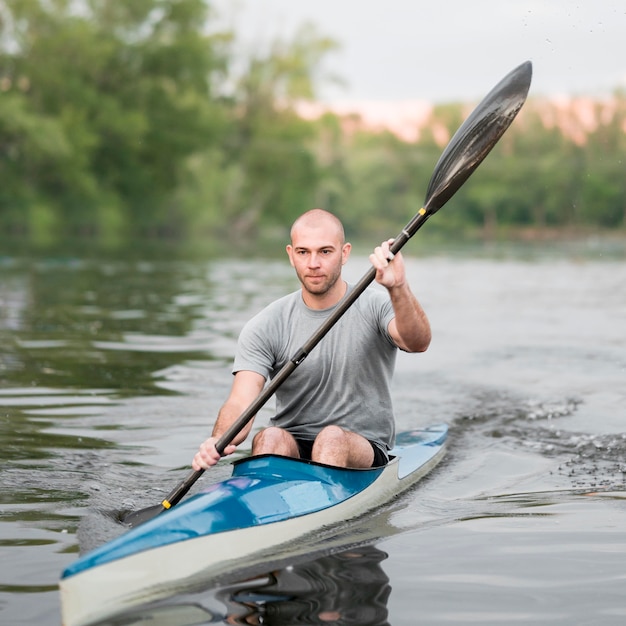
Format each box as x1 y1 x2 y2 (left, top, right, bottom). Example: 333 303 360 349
233 284 398 450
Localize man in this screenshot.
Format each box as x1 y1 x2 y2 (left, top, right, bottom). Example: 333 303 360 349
193 208 431 470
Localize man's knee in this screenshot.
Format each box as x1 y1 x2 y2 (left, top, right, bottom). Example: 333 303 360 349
315 425 347 445
253 427 297 456
253 426 281 450
313 426 373 468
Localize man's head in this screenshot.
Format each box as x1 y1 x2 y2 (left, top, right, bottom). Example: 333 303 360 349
287 209 351 302
289 209 345 245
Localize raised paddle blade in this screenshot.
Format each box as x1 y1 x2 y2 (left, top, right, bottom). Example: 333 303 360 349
395 61 532 246
423 61 532 215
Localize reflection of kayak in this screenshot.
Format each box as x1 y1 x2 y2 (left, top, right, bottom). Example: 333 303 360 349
60 424 447 626
227 544 392 625
83 544 392 626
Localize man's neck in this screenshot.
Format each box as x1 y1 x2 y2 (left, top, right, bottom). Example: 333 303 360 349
302 280 347 310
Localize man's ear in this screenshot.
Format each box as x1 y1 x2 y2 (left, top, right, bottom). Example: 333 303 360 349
341 242 352 265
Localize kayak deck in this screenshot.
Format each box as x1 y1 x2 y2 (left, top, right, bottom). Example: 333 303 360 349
64 456 384 579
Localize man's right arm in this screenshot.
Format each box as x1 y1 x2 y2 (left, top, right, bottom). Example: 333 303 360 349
192 370 266 470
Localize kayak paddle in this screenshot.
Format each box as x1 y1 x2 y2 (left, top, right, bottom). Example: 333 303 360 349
121 60 532 527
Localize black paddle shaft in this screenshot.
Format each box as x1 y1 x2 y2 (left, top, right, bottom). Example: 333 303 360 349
127 60 532 523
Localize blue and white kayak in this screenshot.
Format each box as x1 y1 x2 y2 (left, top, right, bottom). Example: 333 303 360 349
60 424 447 626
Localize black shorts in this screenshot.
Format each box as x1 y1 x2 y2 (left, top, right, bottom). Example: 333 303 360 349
295 437 389 468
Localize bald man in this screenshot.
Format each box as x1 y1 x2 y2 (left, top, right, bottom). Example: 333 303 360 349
193 209 431 469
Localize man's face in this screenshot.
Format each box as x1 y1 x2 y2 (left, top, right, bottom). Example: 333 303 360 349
287 223 351 298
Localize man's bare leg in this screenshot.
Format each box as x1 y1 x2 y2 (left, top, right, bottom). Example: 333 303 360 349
311 425 374 468
252 426 300 457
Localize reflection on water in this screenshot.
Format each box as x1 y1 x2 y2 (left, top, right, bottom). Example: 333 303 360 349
223 545 391 626
0 258 247 395
97 544 391 626
0 255 296 625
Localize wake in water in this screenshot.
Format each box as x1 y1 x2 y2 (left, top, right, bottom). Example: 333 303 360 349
456 391 626 492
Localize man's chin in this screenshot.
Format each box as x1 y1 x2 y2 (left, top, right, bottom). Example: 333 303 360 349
304 281 329 295
306 286 327 295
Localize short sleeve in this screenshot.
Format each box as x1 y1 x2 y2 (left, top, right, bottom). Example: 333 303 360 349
232 318 274 379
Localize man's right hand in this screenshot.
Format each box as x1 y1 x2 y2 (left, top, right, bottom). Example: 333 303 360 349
192 437 237 470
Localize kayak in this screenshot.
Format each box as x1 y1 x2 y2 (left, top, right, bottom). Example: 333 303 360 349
59 424 447 626
60 424 447 625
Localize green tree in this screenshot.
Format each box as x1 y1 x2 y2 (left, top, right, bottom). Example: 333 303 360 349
220 23 339 240
580 94 626 227
0 0 230 243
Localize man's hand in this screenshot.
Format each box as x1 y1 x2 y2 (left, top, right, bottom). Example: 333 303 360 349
369 239 406 290
192 436 237 470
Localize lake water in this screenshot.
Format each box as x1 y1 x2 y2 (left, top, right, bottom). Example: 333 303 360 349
1 238 625 625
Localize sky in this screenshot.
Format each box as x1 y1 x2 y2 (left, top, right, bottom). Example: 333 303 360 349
210 0 626 105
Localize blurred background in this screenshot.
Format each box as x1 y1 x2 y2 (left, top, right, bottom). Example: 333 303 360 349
1 0 625 256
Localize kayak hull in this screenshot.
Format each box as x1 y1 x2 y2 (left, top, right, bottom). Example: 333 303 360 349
60 424 447 626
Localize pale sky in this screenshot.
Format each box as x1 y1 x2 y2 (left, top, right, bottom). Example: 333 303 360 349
211 0 626 104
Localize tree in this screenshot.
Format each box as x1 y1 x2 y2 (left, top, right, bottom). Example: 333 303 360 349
218 23 339 240
0 0 230 242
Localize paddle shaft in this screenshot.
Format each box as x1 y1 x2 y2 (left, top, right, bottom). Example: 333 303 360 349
130 60 532 522
160 207 434 509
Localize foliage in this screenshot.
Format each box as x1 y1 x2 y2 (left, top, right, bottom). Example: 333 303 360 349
1 0 230 242
1 2 625 250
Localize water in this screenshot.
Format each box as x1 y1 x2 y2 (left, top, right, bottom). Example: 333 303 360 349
1 240 625 625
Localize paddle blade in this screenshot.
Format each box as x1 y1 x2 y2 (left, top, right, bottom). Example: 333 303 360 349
118 504 165 527
423 61 532 215
118 468 205 527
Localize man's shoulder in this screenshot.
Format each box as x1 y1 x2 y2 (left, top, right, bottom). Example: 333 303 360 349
350 284 390 310
346 285 394 333
263 289 301 313
246 290 301 326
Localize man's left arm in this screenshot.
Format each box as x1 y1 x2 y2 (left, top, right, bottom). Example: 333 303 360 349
369 239 431 353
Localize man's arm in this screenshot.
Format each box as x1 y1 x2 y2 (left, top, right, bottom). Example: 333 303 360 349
192 370 266 470
369 239 431 353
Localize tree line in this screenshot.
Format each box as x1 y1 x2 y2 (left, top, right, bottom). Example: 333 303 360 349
1 0 624 251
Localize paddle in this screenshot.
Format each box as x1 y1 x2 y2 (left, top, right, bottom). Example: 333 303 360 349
121 60 532 528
